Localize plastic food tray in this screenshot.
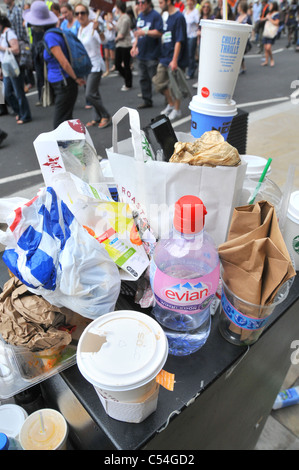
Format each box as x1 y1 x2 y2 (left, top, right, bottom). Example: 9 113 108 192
0 336 77 399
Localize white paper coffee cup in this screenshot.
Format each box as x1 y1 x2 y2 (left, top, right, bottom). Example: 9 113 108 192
197 19 252 104
19 408 68 450
76 310 168 423
284 191 299 270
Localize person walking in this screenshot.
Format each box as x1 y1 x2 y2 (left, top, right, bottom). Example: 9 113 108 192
114 0 133 91
236 1 252 74
102 11 116 77
59 3 80 36
0 13 32 124
4 0 35 94
152 0 188 121
261 1 279 67
184 0 199 80
75 2 111 129
131 0 163 108
24 0 85 129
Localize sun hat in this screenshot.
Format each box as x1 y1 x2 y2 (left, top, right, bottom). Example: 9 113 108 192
23 1 58 26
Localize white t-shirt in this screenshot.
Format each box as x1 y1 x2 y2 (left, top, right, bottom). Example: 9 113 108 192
77 21 105 73
184 8 199 38
0 28 17 63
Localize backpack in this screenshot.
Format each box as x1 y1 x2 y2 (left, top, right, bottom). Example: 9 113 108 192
44 28 92 78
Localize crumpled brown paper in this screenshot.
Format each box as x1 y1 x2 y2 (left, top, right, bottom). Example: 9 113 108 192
169 130 241 167
218 201 296 306
0 276 72 351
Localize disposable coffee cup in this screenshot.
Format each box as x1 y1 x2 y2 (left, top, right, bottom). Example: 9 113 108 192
197 19 252 104
19 408 68 450
284 191 299 270
77 310 168 423
189 96 237 140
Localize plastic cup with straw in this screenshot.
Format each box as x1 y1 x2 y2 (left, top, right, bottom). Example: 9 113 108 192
248 157 272 205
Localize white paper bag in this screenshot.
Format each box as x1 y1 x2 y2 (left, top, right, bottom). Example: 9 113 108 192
106 107 247 246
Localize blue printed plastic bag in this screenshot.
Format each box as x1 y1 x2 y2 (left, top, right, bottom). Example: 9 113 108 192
0 187 121 319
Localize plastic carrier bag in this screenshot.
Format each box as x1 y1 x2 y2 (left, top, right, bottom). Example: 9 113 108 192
0 187 121 320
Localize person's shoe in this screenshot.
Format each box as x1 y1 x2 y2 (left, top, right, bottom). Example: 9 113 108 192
168 109 182 121
98 117 111 129
160 104 174 116
0 131 8 145
121 85 131 91
102 71 109 77
137 102 153 109
35 101 42 106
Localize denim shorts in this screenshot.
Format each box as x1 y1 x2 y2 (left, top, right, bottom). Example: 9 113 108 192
103 40 115 50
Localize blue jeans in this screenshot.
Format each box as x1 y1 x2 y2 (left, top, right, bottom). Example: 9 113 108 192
187 37 197 79
3 69 32 122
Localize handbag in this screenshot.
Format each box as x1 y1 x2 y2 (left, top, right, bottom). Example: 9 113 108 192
18 40 34 69
42 62 54 107
263 16 279 39
168 67 192 101
106 107 247 247
1 48 20 78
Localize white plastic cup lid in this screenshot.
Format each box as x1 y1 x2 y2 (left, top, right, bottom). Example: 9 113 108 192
200 18 252 33
287 191 299 223
77 310 168 391
0 404 28 438
241 155 272 176
189 95 237 117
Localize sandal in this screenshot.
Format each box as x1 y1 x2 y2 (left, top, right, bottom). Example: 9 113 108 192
86 120 98 127
98 117 111 129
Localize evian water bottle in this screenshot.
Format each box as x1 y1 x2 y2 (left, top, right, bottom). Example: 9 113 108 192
150 196 220 356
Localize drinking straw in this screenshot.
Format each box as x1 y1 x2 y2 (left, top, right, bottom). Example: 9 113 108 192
39 411 45 434
248 157 272 205
223 0 228 21
278 163 296 234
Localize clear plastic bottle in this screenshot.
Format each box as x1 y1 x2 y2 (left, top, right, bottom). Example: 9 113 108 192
150 196 220 356
0 433 23 450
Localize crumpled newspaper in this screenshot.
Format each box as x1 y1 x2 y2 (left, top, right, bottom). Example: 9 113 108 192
0 276 72 351
169 130 240 167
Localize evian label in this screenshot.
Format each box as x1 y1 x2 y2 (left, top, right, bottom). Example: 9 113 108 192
151 261 220 314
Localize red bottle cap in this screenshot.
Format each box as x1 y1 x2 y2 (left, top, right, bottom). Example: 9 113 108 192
173 196 207 234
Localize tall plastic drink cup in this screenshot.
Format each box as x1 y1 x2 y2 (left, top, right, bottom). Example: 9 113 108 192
197 19 252 104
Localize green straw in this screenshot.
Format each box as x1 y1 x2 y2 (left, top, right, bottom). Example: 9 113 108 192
249 157 272 205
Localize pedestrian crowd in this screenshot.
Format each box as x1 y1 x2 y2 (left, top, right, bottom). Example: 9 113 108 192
0 0 298 143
